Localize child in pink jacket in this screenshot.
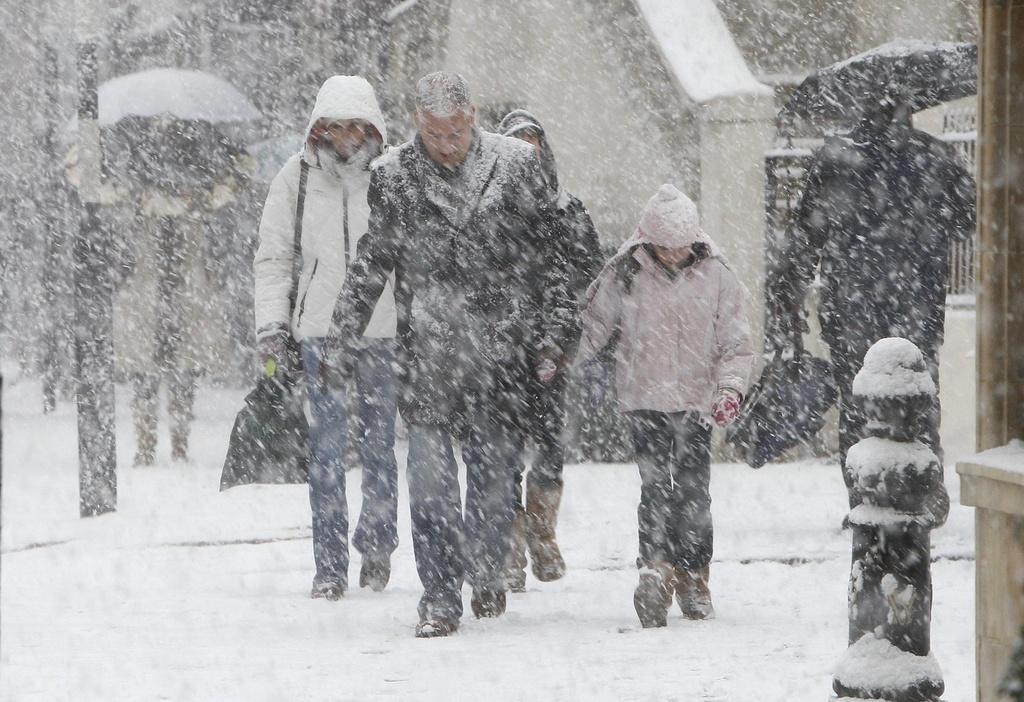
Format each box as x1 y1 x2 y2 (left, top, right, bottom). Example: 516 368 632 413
574 184 754 628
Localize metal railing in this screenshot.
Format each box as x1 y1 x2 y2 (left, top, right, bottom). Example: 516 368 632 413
940 106 978 302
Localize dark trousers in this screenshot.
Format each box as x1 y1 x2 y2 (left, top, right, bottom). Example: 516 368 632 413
302 338 399 589
513 375 567 507
407 410 519 622
131 370 197 456
627 410 713 571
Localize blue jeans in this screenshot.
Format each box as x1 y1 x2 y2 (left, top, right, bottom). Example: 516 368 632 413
407 415 519 622
302 338 399 589
627 411 713 571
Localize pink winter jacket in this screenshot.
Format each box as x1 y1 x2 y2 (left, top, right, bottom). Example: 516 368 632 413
575 185 755 418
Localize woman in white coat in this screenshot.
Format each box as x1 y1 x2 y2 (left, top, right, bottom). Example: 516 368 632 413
253 76 398 600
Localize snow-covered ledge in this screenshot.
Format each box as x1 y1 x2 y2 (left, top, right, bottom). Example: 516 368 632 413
956 439 1024 702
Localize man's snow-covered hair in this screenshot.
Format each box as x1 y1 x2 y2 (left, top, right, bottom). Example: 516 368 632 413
415 71 472 117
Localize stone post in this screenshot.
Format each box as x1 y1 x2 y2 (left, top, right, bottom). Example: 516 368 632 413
833 338 946 702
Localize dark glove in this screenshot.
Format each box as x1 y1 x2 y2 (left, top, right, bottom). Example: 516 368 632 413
535 345 566 384
924 481 950 528
582 358 611 405
257 328 290 379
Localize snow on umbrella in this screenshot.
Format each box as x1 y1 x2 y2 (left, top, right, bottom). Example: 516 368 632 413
64 69 259 196
782 40 977 124
68 68 260 130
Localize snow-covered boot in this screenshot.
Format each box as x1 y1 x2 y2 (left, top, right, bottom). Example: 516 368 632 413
505 506 528 592
415 618 459 638
675 565 715 620
471 588 507 618
526 481 566 582
310 579 345 601
634 560 675 628
359 553 391 592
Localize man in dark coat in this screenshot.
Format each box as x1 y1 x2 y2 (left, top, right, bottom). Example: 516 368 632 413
766 99 975 514
497 108 603 588
322 72 575 637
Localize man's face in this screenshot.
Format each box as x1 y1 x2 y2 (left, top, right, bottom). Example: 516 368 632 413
414 107 476 169
320 119 374 161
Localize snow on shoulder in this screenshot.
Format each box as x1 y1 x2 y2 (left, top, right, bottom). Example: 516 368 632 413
635 0 771 104
852 337 936 399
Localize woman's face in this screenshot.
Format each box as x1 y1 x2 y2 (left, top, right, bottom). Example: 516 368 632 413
652 244 693 268
319 119 376 161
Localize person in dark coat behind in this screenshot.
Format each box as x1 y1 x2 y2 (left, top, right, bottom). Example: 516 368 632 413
765 98 975 519
322 72 576 638
497 108 604 588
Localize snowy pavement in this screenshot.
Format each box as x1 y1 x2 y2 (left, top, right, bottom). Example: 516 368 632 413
1 380 974 701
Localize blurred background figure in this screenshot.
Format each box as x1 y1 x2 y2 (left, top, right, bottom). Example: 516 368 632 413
60 66 259 467
768 42 977 512
108 116 251 466
497 108 603 588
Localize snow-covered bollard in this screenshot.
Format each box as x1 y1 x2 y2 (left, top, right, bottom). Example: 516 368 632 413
832 338 945 702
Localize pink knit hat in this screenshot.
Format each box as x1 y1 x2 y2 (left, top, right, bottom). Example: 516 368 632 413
632 184 710 250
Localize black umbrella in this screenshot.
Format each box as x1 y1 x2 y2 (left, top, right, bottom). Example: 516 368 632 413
220 375 309 490
783 40 977 124
726 350 837 469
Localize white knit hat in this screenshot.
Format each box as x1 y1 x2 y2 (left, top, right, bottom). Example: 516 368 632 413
635 184 708 249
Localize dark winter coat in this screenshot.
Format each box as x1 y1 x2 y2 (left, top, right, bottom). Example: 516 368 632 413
324 128 576 434
767 122 975 361
497 109 604 302
497 109 604 440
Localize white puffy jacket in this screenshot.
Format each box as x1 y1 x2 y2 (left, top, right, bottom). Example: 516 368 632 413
253 75 397 341
575 185 754 416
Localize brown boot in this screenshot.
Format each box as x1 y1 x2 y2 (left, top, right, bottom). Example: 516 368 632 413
471 588 507 618
675 565 715 620
504 507 528 592
525 481 566 582
634 560 676 628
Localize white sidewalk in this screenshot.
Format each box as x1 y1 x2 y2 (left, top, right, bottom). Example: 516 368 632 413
0 380 975 701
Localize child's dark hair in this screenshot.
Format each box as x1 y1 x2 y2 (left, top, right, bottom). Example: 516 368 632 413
615 241 710 294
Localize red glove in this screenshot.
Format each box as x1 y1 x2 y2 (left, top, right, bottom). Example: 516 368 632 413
537 358 558 384
711 389 742 427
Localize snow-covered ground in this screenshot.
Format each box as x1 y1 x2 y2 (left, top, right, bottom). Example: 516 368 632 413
1 379 975 701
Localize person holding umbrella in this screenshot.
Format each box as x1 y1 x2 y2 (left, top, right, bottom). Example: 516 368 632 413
766 43 977 519
253 75 398 601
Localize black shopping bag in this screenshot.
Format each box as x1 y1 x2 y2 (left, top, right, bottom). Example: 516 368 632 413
726 350 837 469
220 374 309 489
